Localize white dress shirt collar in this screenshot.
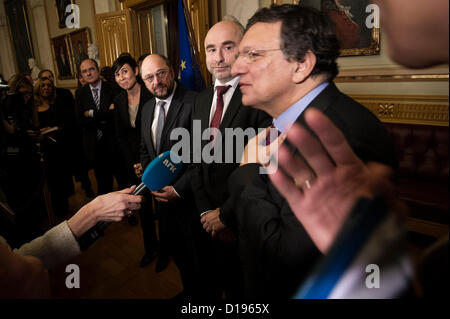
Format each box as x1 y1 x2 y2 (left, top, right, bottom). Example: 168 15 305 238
209 76 240 124
214 76 240 92
89 80 102 93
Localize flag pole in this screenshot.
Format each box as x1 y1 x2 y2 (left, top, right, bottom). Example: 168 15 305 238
181 0 206 84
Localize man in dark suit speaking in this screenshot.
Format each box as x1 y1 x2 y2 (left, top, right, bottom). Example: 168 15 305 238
139 54 199 298
226 5 398 299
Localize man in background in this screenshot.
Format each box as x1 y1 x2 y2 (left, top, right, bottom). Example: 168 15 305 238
76 59 117 195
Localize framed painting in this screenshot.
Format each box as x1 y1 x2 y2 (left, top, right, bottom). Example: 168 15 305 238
261 0 380 57
55 0 75 29
51 35 74 80
260 0 299 8
4 0 34 74
300 0 379 56
68 28 91 73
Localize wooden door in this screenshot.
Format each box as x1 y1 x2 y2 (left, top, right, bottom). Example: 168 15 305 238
95 10 134 68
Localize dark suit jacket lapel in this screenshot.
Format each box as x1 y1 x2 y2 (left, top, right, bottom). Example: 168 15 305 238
219 87 242 132
117 91 130 128
200 87 214 135
84 85 96 109
198 88 214 148
99 81 110 110
143 98 157 158
160 86 184 150
136 86 152 132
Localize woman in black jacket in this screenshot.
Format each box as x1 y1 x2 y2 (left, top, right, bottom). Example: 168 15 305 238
112 55 152 186
34 77 75 218
112 55 159 267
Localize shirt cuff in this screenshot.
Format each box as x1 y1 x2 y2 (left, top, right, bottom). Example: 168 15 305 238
88 110 94 118
172 187 181 199
200 210 213 217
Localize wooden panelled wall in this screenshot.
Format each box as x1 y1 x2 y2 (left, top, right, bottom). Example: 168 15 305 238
96 10 134 68
95 0 213 85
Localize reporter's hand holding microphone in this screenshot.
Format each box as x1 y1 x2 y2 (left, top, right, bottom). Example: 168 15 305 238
67 185 144 239
77 151 183 250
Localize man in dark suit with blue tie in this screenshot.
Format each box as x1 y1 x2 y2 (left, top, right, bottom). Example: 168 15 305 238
76 59 117 195
140 54 199 298
226 5 398 299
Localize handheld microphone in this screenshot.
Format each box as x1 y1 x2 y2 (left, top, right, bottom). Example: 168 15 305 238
78 151 183 251
133 151 183 194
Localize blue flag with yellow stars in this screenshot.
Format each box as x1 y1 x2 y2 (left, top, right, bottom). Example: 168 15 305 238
178 0 205 92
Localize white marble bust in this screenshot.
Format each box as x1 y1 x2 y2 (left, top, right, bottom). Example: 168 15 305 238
28 58 41 82
87 43 100 67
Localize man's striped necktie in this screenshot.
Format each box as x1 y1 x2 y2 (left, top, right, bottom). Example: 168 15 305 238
92 88 103 140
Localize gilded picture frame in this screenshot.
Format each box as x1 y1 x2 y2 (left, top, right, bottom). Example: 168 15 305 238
262 0 380 57
51 35 75 80
4 0 34 74
68 27 92 74
55 0 76 29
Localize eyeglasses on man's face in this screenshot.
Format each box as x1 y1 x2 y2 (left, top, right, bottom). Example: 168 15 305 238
236 48 282 63
143 69 169 83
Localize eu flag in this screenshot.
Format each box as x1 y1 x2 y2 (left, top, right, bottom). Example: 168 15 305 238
178 0 205 92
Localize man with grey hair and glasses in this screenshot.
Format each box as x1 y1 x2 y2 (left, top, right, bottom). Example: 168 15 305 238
227 4 397 299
